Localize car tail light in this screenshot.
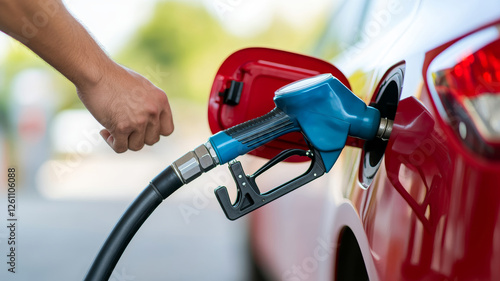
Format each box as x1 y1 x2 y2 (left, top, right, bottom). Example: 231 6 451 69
427 24 500 159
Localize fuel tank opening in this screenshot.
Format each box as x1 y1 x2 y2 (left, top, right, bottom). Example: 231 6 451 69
360 65 404 188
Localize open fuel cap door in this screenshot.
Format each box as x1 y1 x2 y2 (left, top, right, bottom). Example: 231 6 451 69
208 47 351 161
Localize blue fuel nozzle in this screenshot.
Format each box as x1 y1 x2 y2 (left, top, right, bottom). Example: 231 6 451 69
209 73 380 171
208 73 384 220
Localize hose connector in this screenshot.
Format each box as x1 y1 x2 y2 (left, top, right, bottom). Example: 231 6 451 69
171 142 219 184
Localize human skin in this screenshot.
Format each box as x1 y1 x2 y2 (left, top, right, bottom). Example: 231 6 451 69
0 0 174 152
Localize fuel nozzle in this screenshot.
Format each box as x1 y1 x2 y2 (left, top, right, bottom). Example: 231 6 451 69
164 74 393 220
205 73 394 219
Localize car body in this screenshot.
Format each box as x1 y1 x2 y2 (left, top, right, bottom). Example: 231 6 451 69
210 0 500 280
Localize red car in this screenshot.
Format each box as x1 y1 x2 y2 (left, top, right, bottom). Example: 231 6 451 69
208 0 500 280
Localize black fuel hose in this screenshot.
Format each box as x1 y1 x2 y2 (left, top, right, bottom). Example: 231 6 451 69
84 166 184 281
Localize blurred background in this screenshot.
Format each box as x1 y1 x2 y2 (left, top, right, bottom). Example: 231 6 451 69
0 0 343 280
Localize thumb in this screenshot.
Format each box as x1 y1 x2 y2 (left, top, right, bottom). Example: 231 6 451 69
100 129 114 147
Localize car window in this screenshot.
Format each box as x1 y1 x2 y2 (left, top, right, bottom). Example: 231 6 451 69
313 0 370 59
358 0 419 43
313 0 419 59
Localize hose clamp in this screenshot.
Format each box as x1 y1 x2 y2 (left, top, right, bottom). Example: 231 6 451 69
172 144 218 183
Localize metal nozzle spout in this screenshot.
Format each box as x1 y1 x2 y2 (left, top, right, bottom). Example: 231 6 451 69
376 117 393 141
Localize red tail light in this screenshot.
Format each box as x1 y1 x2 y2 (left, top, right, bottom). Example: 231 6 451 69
427 24 500 159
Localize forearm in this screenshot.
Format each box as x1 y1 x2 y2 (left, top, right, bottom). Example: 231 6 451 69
0 0 114 88
0 0 175 153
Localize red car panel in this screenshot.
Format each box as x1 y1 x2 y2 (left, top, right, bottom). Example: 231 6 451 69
208 1 500 280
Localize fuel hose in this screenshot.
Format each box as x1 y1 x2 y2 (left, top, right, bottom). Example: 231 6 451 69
84 143 219 281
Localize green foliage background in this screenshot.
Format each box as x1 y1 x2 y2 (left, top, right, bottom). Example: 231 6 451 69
0 0 329 136
116 1 327 103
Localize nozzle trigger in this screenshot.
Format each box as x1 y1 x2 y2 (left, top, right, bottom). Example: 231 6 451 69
214 148 326 220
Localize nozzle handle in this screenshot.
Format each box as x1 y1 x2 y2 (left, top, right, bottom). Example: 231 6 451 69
209 108 299 164
215 147 325 220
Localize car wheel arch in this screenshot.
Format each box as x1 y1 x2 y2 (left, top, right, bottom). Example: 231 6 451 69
324 201 380 281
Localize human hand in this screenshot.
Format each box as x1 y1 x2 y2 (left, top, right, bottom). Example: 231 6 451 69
76 63 174 153
0 0 174 153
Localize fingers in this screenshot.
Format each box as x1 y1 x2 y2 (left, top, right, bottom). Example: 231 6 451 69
100 129 128 153
132 98 173 148
105 120 146 152
154 90 174 137
159 107 174 136
101 128 146 153
100 107 171 152
128 129 146 151
100 129 111 141
127 113 165 150
144 116 161 146
143 102 173 146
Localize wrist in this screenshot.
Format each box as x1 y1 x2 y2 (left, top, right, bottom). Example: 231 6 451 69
71 51 118 91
